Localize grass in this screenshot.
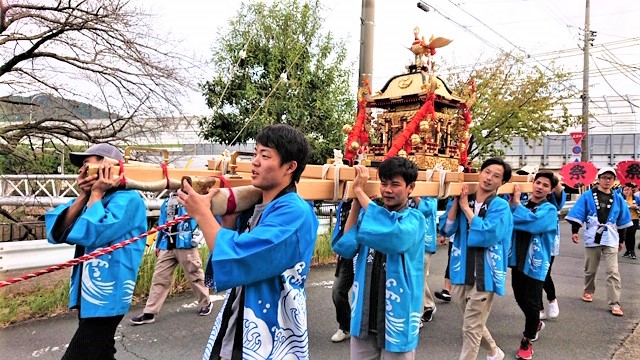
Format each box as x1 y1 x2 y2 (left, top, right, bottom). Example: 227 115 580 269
0 233 337 328
0 279 70 327
313 230 336 265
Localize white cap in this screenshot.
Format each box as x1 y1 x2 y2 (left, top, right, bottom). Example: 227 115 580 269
597 166 616 178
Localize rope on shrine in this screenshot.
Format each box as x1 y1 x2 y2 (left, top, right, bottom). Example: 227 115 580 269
212 150 232 175
322 150 347 202
0 214 191 288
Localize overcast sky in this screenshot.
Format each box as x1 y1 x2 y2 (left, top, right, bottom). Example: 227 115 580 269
140 0 640 116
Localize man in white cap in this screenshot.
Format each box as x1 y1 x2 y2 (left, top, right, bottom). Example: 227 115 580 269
46 143 148 359
565 166 632 316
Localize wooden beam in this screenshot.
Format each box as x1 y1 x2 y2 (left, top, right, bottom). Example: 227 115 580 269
87 163 532 200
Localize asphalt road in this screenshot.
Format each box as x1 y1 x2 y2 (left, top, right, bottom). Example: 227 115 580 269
1 222 639 359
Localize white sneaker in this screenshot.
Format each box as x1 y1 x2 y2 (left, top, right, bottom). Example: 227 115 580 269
331 329 350 342
548 300 559 318
539 309 547 320
486 346 505 360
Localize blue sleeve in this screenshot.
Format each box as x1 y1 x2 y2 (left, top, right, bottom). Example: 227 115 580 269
566 192 588 225
332 223 360 259
512 203 558 233
209 197 318 290
47 191 146 248
467 198 513 248
356 202 426 255
45 199 75 244
417 197 437 220
418 197 438 253
615 194 632 227
549 190 566 211
438 198 459 237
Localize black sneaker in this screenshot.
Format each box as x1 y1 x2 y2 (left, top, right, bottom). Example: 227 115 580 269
630 252 637 260
130 313 155 325
198 303 212 316
421 306 437 323
434 289 451 302
622 251 630 258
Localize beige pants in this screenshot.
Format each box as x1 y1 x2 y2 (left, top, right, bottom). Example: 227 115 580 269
350 335 416 360
144 248 210 314
584 246 621 307
451 284 498 360
422 253 435 311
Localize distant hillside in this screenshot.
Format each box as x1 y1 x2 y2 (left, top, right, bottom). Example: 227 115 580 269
0 94 113 121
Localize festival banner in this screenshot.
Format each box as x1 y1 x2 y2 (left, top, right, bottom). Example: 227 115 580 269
616 160 640 187
560 161 597 189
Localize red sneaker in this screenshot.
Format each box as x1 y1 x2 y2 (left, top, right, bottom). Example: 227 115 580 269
517 338 534 360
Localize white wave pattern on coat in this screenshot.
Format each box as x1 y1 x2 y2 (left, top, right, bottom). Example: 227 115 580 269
81 258 115 306
122 280 136 302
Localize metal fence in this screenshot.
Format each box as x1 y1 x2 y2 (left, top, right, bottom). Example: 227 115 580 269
0 221 47 242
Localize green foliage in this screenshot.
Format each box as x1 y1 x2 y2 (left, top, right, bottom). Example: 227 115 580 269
445 53 578 164
0 143 76 174
313 230 335 265
199 0 355 164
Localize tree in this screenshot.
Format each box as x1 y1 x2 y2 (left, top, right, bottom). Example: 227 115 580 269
199 0 355 164
445 53 578 164
0 0 195 158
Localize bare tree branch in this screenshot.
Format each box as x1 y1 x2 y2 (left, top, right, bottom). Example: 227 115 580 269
0 0 200 156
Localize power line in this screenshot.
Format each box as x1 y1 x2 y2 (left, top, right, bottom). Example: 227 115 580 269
590 54 640 109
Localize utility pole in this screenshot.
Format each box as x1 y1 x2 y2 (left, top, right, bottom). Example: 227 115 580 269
581 0 591 161
358 0 375 89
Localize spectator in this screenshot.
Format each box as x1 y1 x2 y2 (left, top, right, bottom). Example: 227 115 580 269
130 192 211 325
565 167 633 316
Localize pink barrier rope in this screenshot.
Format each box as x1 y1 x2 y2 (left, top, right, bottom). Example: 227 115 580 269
0 214 191 288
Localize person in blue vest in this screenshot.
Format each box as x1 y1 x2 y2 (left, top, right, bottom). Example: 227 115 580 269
130 192 211 325
439 157 513 360
565 166 632 316
508 171 559 360
46 143 147 360
332 157 426 358
178 124 319 360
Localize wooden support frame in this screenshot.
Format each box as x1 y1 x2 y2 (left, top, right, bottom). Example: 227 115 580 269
87 160 533 201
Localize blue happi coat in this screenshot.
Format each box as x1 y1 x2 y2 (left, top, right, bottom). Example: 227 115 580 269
417 197 438 254
202 191 318 360
156 198 198 250
509 201 558 281
439 196 513 296
518 190 566 256
45 190 147 317
566 189 633 247
332 202 425 353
